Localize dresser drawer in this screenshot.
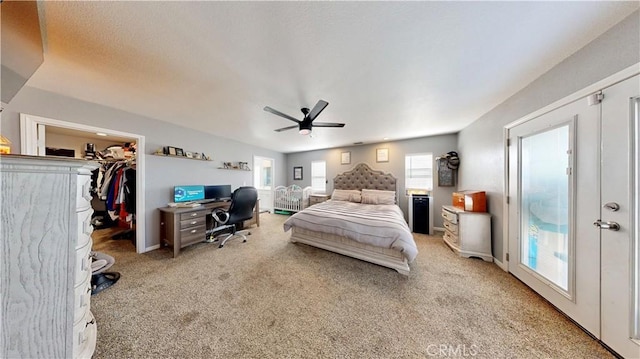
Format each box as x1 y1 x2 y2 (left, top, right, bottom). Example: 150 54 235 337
76 174 93 212
74 311 97 359
443 220 458 234
72 309 95 358
73 278 92 325
180 216 206 229
443 230 459 245
77 209 94 249
75 240 92 286
441 209 458 224
180 225 206 247
179 209 208 221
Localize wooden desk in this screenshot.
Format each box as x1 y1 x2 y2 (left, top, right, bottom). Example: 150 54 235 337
159 199 259 257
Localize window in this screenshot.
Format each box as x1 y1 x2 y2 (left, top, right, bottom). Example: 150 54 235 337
405 153 433 195
311 160 326 194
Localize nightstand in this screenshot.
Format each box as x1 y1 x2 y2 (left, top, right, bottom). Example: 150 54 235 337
309 194 330 205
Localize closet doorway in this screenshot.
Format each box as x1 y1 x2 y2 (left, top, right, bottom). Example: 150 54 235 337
20 114 146 254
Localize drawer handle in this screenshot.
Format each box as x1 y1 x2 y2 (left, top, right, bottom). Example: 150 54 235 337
190 229 197 233
190 213 198 217
190 221 197 225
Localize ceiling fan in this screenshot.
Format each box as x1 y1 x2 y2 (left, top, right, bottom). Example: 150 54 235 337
263 100 345 135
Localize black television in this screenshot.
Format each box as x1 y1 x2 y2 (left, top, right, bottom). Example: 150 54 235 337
205 185 232 201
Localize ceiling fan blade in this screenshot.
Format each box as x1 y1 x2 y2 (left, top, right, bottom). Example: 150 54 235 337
307 100 329 121
264 106 300 124
312 122 345 128
274 125 299 132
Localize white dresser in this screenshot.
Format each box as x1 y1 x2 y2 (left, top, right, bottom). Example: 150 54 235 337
441 205 493 262
1 155 98 358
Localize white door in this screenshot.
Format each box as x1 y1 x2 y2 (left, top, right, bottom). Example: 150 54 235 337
508 74 640 357
508 96 601 336
600 75 640 358
253 156 274 212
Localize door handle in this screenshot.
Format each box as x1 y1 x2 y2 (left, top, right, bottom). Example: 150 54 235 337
593 220 620 231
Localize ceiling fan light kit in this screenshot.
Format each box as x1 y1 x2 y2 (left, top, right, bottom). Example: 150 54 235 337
264 100 345 135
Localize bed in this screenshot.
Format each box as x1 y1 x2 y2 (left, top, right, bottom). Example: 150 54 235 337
274 185 313 213
283 163 417 275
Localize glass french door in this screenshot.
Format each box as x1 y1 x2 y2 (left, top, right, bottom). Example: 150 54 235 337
508 74 640 358
508 97 600 337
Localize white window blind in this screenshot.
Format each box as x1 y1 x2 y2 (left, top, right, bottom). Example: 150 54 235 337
311 160 326 193
405 153 433 193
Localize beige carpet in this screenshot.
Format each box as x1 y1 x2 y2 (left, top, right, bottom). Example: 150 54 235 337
91 213 613 358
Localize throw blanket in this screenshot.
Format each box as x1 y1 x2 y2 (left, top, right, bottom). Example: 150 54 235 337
283 200 418 262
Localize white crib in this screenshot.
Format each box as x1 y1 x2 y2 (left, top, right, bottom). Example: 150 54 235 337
273 185 312 213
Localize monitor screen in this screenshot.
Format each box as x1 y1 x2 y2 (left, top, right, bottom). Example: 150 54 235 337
174 185 205 202
205 185 232 201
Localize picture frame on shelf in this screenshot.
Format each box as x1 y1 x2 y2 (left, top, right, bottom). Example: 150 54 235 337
168 146 177 156
185 151 193 158
376 148 389 163
293 166 303 180
175 148 184 156
194 152 202 159
341 151 351 165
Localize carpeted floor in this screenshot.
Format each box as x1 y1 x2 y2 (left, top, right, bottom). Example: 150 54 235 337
90 213 613 358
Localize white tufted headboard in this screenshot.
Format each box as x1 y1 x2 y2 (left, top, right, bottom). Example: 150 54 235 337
333 163 397 192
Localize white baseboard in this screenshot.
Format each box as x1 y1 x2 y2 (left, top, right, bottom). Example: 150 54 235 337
433 226 445 232
144 244 160 253
494 258 507 271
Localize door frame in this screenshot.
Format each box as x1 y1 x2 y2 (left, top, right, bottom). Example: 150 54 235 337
501 62 640 271
253 155 275 211
20 113 147 254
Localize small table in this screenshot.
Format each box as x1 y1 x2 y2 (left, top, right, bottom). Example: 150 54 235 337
309 194 331 205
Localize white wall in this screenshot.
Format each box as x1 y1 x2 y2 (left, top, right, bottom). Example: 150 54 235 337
285 134 458 228
457 10 640 263
1 87 287 250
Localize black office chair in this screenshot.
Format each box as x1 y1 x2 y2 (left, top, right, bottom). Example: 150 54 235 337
207 186 258 248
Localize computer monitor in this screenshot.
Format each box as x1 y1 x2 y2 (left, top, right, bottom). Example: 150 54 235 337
173 185 205 202
204 185 232 201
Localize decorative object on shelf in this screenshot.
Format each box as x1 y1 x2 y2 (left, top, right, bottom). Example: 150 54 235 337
293 166 303 180
219 161 251 170
153 148 212 161
376 148 389 163
341 151 351 165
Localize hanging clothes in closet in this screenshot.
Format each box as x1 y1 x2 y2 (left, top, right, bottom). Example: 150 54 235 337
97 159 136 226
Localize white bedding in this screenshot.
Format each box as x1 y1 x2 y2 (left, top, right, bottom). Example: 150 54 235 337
283 200 418 262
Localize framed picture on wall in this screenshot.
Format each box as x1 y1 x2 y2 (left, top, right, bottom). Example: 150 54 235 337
376 148 389 163
293 166 303 180
341 151 351 165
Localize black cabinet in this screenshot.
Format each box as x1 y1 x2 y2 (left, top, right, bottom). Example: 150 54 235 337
409 195 431 234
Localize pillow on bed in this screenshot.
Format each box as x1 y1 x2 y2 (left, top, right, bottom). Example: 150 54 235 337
361 189 396 205
331 189 362 203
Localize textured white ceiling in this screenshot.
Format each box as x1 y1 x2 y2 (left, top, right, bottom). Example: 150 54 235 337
26 1 638 153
